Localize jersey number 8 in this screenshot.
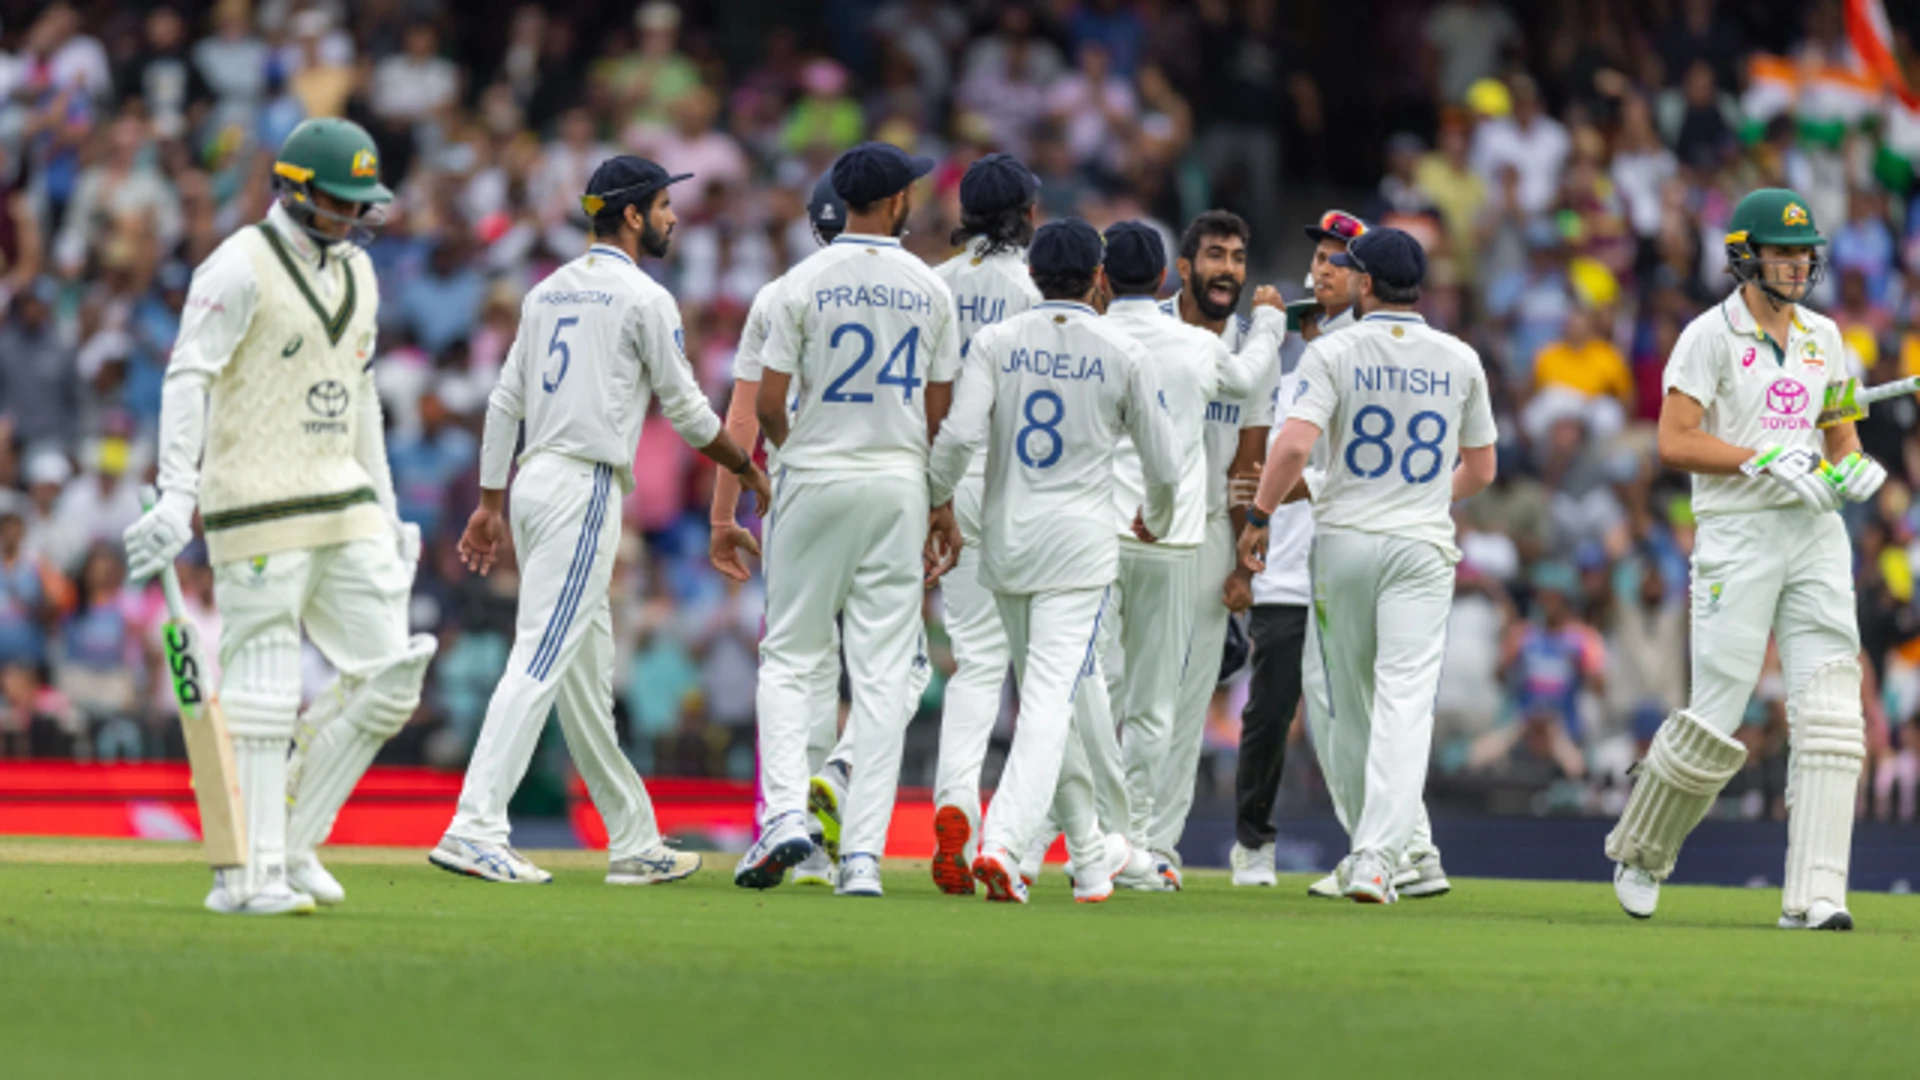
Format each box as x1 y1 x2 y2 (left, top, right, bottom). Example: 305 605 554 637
1344 404 1449 484
1017 390 1064 469
823 323 923 404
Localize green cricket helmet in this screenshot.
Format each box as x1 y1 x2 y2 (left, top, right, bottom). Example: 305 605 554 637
1725 187 1825 304
272 118 392 244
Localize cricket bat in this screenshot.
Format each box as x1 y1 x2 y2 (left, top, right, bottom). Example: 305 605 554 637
1816 375 1920 428
141 488 246 868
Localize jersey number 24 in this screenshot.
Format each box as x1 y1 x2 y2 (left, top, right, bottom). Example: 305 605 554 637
823 323 923 403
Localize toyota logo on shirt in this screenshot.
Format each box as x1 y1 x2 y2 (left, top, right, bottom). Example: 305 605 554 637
1762 378 1811 430
304 380 351 435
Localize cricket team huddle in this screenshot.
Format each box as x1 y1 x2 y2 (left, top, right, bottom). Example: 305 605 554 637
133 112 1876 930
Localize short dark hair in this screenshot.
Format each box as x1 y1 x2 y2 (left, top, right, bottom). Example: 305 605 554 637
1372 280 1421 305
1107 276 1160 297
1178 210 1251 263
1032 269 1095 301
950 205 1035 257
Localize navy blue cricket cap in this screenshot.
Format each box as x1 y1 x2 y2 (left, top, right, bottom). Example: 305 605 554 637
807 171 846 235
1029 218 1104 277
831 141 935 207
582 155 692 218
959 152 1038 215
1101 221 1165 286
1332 226 1428 289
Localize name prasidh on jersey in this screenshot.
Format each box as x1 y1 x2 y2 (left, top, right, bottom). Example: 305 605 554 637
1003 347 1106 382
1354 365 1454 397
814 283 934 316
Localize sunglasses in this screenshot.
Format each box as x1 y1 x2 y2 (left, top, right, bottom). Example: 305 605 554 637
1318 210 1367 241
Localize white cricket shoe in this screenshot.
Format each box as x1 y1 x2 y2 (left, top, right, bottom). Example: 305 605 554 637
1396 850 1451 899
807 761 849 861
1151 850 1184 890
286 852 345 906
1017 832 1052 888
1115 847 1179 892
1613 863 1659 919
835 854 884 897
973 846 1029 904
1071 834 1131 904
204 874 317 916
1231 842 1278 887
429 836 554 884
607 845 701 885
790 846 835 887
1343 853 1397 904
1779 899 1854 931
734 811 814 890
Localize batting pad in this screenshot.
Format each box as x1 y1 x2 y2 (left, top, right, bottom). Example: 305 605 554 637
1605 709 1748 879
1782 659 1865 916
287 635 437 856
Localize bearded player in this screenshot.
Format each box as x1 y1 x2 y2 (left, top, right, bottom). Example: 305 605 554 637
124 119 433 915
1607 189 1879 930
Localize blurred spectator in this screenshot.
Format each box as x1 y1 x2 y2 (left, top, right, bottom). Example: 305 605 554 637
55 543 148 755
370 22 459 132
602 2 701 140
780 59 862 158
1423 0 1522 105
0 494 54 670
1526 307 1634 443
117 7 210 143
1476 561 1599 780
1046 43 1136 179
1471 75 1570 216
53 115 181 278
0 280 82 457
395 236 485 357
633 86 746 218
388 392 477 544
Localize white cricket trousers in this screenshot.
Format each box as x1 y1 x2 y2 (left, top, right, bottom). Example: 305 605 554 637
757 471 926 858
932 472 1011 819
984 585 1110 864
1155 514 1236 855
1085 540 1199 849
448 454 662 859
1312 528 1453 868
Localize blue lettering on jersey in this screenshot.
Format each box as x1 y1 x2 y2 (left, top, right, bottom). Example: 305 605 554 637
1204 400 1241 425
814 284 934 317
1003 347 1106 382
955 294 1007 326
536 289 616 306
1354 366 1453 396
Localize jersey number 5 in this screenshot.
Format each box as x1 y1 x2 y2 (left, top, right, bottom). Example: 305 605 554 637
823 323 923 403
542 316 579 393
1344 405 1449 484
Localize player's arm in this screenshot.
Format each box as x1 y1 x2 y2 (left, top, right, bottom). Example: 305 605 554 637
1216 287 1286 397
354 365 419 567
1242 343 1335 572
1655 389 1754 476
1124 351 1181 541
1451 362 1500 502
639 295 768 508
124 243 256 583
927 332 994 506
465 309 535 576
708 378 763 582
756 285 805 448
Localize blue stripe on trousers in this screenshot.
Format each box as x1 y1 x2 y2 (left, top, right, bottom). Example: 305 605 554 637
527 464 611 679
1069 584 1112 704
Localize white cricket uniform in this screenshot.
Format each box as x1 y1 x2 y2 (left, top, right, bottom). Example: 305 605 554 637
929 299 1180 863
737 271 861 779
756 233 959 859
156 201 423 899
448 243 723 860
1288 311 1497 867
929 238 1041 820
1146 296 1285 856
1666 293 1859 734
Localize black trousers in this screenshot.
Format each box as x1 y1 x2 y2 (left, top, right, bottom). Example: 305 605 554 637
1235 604 1307 848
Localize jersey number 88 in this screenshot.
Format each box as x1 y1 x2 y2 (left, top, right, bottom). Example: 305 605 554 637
1345 405 1449 484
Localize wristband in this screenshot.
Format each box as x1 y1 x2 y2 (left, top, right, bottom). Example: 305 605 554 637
1246 505 1271 528
729 458 754 476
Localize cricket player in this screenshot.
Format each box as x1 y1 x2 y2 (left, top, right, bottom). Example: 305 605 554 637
432 156 769 886
1607 189 1879 930
1240 227 1498 903
926 152 1043 894
1133 211 1282 882
1091 220 1268 887
712 172 860 887
735 142 960 897
123 118 433 915
928 218 1180 904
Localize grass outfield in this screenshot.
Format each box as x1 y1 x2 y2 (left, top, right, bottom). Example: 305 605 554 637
3 839 1916 1079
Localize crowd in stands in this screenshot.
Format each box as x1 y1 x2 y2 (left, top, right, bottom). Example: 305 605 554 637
2 0 1919 826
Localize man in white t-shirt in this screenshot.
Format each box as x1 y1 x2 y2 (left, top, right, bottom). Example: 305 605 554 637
1240 228 1498 903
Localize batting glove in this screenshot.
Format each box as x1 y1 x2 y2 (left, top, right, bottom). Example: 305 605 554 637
123 489 197 583
1742 446 1840 513
1822 452 1888 504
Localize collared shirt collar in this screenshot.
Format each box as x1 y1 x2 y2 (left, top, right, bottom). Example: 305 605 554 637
1719 289 1807 339
1035 300 1095 315
1109 295 1161 310
833 233 902 248
1362 310 1426 325
265 200 326 268
588 243 635 266
1323 305 1358 331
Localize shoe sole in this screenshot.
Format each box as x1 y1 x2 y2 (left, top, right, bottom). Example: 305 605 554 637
931 806 976 895
606 856 701 886
1400 878 1451 899
1344 877 1392 904
1233 875 1277 887
791 873 833 887
973 857 1025 903
807 778 843 862
733 835 813 890
427 849 552 884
